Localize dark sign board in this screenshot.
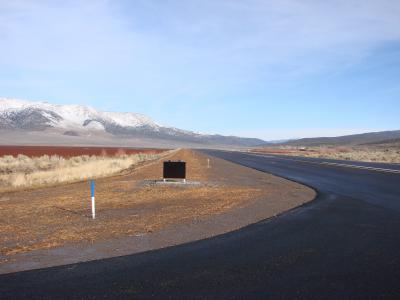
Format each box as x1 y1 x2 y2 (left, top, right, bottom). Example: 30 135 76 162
163 161 186 179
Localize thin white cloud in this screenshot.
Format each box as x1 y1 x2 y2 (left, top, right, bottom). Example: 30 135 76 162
120 0 400 76
1 1 400 75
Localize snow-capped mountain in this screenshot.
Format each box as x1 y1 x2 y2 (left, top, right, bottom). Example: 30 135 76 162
0 98 266 146
0 98 158 131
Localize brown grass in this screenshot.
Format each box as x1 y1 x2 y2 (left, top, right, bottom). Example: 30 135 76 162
252 146 400 163
0 186 262 256
0 151 172 192
310 147 400 163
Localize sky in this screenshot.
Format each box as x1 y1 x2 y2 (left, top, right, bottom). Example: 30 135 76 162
0 0 399 141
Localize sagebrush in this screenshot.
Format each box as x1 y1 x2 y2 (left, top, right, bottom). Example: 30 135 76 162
0 152 165 190
302 147 400 163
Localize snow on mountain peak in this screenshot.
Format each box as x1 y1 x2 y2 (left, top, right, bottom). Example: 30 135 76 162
0 97 267 146
0 97 159 130
101 111 158 128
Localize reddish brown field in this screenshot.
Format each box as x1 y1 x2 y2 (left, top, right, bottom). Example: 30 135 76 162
0 146 169 158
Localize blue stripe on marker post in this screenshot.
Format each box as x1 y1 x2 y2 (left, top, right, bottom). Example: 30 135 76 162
90 180 95 219
91 180 95 198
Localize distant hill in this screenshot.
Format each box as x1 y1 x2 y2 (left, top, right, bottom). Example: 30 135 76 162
280 130 400 147
361 138 400 146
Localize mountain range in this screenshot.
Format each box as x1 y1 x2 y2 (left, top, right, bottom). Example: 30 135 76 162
2 98 398 149
278 130 400 147
0 98 266 147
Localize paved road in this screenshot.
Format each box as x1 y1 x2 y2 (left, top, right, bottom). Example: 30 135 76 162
1 151 400 299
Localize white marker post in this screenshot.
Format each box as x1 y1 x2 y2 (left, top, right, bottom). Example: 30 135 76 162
90 180 95 219
207 158 210 168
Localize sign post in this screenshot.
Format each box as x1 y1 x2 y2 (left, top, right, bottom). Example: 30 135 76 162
90 180 95 219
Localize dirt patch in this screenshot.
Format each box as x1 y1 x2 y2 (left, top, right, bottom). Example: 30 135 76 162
0 149 315 273
0 145 167 158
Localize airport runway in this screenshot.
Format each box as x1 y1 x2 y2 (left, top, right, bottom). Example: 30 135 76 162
1 150 400 299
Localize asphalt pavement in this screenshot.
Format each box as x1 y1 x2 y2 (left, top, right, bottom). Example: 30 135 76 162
1 150 399 299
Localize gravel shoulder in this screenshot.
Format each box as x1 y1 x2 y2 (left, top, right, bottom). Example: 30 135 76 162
0 149 315 274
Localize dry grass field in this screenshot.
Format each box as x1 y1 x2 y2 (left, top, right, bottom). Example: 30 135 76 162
0 149 315 267
251 145 400 163
0 152 169 192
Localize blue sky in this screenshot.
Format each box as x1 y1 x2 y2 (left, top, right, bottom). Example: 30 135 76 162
0 0 399 140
